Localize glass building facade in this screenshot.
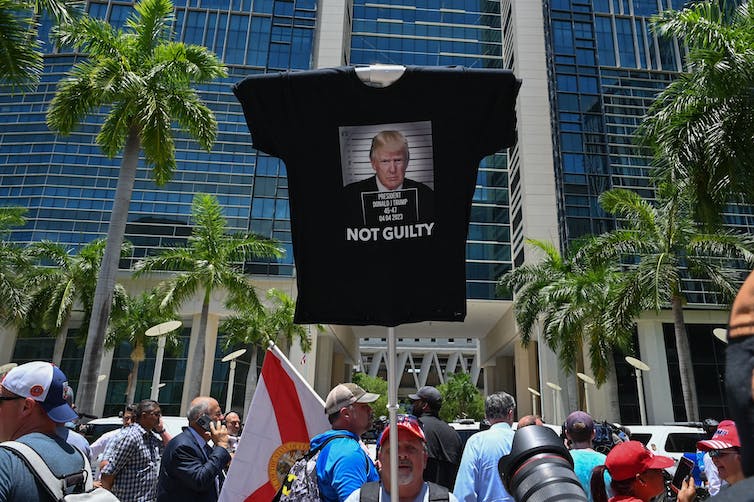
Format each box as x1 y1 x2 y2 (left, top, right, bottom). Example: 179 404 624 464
535 0 744 420
0 0 512 413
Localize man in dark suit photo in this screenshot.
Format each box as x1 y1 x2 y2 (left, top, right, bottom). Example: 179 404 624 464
156 396 231 502
344 130 434 226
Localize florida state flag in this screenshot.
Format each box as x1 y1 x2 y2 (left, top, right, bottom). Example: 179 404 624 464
218 345 329 501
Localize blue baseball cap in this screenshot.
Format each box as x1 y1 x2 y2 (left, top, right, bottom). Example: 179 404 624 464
1 361 79 423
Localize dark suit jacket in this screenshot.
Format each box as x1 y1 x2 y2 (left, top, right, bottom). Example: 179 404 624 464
156 429 231 502
343 175 435 226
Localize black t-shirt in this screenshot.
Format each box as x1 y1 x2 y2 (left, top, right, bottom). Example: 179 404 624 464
233 66 520 326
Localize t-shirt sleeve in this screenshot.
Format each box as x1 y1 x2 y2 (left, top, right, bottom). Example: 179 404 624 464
232 72 290 158
101 431 136 476
464 68 520 156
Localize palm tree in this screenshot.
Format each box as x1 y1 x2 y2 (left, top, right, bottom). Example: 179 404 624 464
23 240 130 366
0 207 30 325
134 194 283 403
0 0 81 87
46 0 227 413
591 185 754 421
221 288 313 417
106 290 178 405
639 1 754 224
498 238 635 386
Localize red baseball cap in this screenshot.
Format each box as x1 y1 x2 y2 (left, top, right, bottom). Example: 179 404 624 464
697 420 741 451
606 441 674 481
378 414 425 447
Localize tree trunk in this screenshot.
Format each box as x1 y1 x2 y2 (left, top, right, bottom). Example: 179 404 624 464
52 318 71 366
77 128 140 415
672 295 699 421
243 344 259 419
186 290 211 401
126 358 140 406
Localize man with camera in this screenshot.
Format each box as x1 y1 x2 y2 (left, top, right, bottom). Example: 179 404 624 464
156 396 230 502
453 392 516 501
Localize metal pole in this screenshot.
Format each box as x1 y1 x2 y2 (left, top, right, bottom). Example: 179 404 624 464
150 335 166 401
531 394 537 416
636 368 647 425
387 326 398 500
226 359 237 411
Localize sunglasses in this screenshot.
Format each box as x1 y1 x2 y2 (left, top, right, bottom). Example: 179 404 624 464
0 395 24 402
709 449 739 458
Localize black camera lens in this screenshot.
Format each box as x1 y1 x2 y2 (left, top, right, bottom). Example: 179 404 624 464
499 425 588 502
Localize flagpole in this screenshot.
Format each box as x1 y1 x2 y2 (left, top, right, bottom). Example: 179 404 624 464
387 326 398 499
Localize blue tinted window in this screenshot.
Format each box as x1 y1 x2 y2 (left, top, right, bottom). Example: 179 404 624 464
635 19 647 68
557 74 578 92
633 0 658 16
593 0 610 12
615 18 636 67
658 36 677 71
595 16 616 66
553 21 574 53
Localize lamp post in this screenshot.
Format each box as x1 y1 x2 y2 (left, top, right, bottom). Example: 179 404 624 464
576 372 595 414
221 349 247 411
545 381 562 424
145 320 182 401
713 328 728 344
625 356 650 425
527 387 541 416
151 382 166 400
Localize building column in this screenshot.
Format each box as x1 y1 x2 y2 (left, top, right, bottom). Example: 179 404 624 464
0 325 17 365
314 334 334 398
636 319 674 424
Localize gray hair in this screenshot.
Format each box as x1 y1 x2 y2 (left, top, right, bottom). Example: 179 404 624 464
485 392 515 421
186 397 212 422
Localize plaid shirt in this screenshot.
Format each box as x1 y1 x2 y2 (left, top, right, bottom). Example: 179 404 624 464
101 423 162 502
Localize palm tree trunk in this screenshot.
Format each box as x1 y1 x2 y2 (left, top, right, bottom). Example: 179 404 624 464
77 127 140 415
243 344 259 419
126 358 140 405
52 318 71 366
186 290 211 400
672 295 699 421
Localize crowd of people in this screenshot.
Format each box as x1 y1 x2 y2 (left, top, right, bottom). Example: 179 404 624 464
0 361 244 501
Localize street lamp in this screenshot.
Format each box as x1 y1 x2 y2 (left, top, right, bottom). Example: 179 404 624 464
221 349 247 411
145 320 182 401
625 356 650 425
545 381 562 424
576 372 595 414
713 328 728 344
151 382 167 400
527 387 541 416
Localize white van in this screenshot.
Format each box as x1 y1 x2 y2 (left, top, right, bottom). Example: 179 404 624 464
81 415 188 443
626 424 707 464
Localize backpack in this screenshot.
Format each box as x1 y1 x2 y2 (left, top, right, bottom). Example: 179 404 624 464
1 440 120 501
273 434 357 502
359 481 449 501
592 421 626 454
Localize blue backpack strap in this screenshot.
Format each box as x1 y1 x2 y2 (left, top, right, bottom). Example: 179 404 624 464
359 481 381 502
428 481 450 501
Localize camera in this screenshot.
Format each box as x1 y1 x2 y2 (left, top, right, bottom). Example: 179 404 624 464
498 425 588 501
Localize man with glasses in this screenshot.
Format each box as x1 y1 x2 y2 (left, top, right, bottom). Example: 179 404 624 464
101 398 167 501
0 361 85 500
697 420 745 489
311 383 380 501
